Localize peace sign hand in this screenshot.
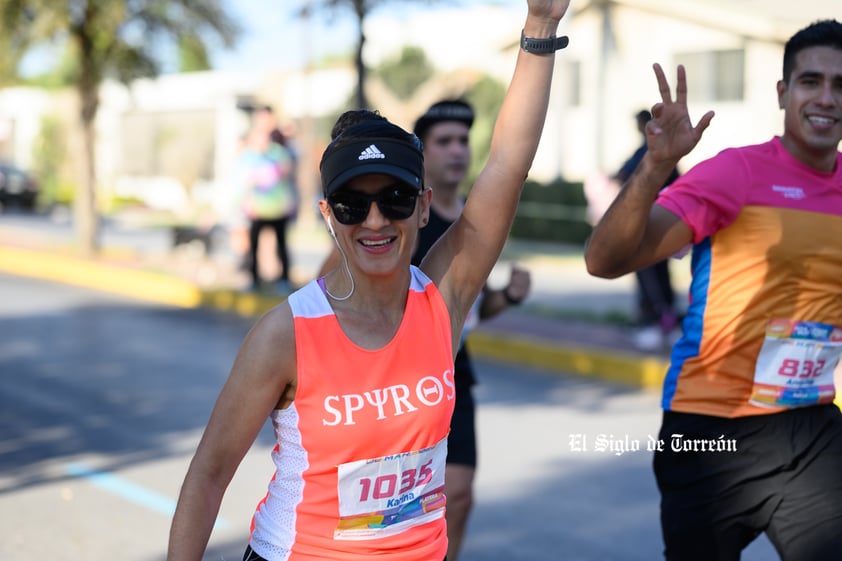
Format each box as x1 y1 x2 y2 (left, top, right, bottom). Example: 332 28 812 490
645 64 715 167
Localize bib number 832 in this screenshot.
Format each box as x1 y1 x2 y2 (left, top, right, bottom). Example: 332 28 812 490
777 358 826 379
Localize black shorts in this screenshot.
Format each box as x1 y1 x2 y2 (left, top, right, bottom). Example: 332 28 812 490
446 345 477 467
446 379 477 467
243 546 265 561
653 404 842 561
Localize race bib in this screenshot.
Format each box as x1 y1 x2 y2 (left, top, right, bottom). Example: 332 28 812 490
749 319 842 408
334 438 447 540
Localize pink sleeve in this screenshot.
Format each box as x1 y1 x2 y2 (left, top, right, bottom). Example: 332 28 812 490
656 148 750 245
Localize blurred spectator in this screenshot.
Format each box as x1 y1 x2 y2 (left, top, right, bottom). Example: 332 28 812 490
412 99 531 561
232 105 299 293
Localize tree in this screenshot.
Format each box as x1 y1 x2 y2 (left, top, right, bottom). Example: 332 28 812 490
0 2 30 84
465 74 506 185
0 0 239 255
298 0 440 109
377 45 433 100
178 35 213 73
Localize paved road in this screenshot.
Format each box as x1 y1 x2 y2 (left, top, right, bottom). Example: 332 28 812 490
0 273 776 561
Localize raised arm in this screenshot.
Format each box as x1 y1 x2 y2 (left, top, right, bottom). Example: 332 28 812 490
584 64 714 279
422 0 570 337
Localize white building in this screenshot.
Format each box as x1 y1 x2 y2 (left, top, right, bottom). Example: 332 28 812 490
540 0 837 180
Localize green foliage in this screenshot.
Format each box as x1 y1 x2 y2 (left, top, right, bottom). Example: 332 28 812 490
0 1 240 86
52 181 76 205
0 0 32 84
30 114 66 206
510 178 593 245
464 75 505 186
106 194 149 212
377 45 433 100
109 44 159 83
178 35 212 73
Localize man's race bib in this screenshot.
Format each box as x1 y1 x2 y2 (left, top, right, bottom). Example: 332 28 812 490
749 319 842 408
334 438 447 540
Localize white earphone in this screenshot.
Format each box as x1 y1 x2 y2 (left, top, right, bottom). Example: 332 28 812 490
324 213 355 301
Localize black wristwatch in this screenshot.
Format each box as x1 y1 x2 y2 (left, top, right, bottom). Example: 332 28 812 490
520 29 569 54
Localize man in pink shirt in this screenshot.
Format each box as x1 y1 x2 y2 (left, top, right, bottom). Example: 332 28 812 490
586 19 842 561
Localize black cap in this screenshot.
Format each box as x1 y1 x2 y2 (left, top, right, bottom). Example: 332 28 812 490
320 120 424 196
413 99 475 140
635 109 652 122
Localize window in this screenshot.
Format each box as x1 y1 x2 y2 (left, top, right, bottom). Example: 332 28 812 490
674 49 745 102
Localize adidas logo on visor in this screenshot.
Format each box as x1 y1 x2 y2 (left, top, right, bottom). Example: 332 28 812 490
358 144 385 160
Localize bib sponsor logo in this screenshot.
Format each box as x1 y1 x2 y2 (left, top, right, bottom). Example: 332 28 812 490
322 370 455 426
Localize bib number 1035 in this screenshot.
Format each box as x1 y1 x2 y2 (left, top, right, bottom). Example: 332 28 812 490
335 439 447 540
357 459 433 502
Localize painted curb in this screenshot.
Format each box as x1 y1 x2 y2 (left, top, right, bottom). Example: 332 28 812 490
0 246 202 308
466 331 668 390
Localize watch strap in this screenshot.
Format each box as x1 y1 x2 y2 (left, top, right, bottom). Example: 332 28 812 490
520 29 569 54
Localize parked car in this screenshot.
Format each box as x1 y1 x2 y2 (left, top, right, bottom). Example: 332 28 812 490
0 163 39 210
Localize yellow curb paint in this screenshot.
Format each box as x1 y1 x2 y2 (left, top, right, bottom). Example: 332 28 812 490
467 331 668 390
0 246 201 308
198 290 283 318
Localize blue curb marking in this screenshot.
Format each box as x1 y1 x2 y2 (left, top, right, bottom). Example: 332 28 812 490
65 462 229 530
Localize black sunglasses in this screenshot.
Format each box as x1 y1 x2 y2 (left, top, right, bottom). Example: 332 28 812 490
328 186 421 225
